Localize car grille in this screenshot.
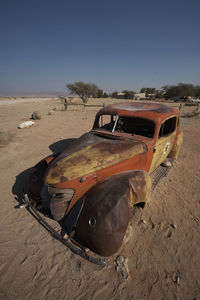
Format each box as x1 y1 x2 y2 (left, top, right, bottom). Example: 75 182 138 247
41 185 75 220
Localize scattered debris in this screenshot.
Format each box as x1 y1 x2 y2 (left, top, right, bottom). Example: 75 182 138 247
19 203 28 208
48 109 56 115
114 255 130 279
167 230 172 238
149 218 155 229
18 121 35 129
163 160 172 167
124 224 133 244
174 275 180 285
31 111 41 120
170 223 177 229
176 276 180 284
139 219 147 225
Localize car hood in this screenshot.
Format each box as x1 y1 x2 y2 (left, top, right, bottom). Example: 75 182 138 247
45 132 146 185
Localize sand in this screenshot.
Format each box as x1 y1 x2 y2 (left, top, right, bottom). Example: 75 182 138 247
0 98 200 299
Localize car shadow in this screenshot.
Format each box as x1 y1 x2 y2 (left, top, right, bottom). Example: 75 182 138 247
12 167 33 207
49 138 77 154
12 138 77 210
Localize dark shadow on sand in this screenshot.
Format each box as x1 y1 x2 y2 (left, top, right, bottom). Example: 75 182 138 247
12 138 76 211
49 138 77 154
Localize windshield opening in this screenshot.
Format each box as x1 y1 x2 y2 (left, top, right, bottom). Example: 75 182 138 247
96 115 155 138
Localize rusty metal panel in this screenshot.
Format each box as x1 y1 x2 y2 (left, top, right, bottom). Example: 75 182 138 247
45 136 146 185
129 170 151 206
168 131 183 159
96 102 179 125
75 170 151 256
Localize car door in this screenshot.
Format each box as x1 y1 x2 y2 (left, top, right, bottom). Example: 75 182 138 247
149 116 177 173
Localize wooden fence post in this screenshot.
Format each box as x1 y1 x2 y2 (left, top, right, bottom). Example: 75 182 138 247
64 99 68 111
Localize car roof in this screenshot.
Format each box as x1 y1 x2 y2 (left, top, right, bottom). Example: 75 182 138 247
96 102 179 124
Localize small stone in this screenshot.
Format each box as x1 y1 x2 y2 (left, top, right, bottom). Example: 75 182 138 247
175 276 180 284
170 223 177 229
48 109 56 115
116 255 125 264
31 111 41 120
18 121 35 129
141 219 147 224
167 230 172 238
19 203 28 208
114 256 129 280
163 160 172 167
63 233 68 239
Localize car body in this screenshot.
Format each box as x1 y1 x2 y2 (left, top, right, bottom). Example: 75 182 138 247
28 102 183 257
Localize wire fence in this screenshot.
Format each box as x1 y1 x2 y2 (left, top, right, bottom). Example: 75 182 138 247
61 98 200 114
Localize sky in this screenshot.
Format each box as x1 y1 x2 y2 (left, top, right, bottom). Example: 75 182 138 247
0 0 200 95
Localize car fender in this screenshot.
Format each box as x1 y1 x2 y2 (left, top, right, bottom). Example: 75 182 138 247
168 131 183 159
75 170 151 256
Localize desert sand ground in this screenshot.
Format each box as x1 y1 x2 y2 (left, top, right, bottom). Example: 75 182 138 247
0 98 200 300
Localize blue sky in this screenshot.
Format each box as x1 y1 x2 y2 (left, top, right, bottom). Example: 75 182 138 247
0 0 200 95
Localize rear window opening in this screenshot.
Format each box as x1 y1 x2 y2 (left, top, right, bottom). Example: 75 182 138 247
159 117 177 138
96 115 155 138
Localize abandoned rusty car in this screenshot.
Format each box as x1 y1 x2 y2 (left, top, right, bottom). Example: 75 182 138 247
26 102 183 264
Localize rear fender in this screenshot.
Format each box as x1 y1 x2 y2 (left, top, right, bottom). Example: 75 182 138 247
168 131 183 159
129 170 151 206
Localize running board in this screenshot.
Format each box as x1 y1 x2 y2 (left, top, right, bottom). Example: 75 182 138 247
151 159 174 191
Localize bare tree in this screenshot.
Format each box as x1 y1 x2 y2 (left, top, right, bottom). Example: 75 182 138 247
66 81 99 104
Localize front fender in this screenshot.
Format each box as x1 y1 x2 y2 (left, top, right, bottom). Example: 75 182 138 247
75 170 151 256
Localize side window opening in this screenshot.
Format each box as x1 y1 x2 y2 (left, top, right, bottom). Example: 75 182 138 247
99 115 117 131
159 117 177 138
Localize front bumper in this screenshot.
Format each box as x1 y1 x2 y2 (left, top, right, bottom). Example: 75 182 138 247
22 193 106 266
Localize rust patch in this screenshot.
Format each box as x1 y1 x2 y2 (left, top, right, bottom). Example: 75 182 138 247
96 102 179 125
45 137 146 185
60 176 68 182
75 170 151 256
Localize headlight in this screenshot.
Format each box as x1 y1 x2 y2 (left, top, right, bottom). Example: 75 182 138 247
48 186 75 201
48 186 75 221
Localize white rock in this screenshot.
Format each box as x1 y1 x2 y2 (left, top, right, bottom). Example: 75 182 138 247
140 219 147 224
18 121 35 129
114 255 130 279
163 160 172 167
171 223 177 229
48 109 56 115
175 276 180 284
